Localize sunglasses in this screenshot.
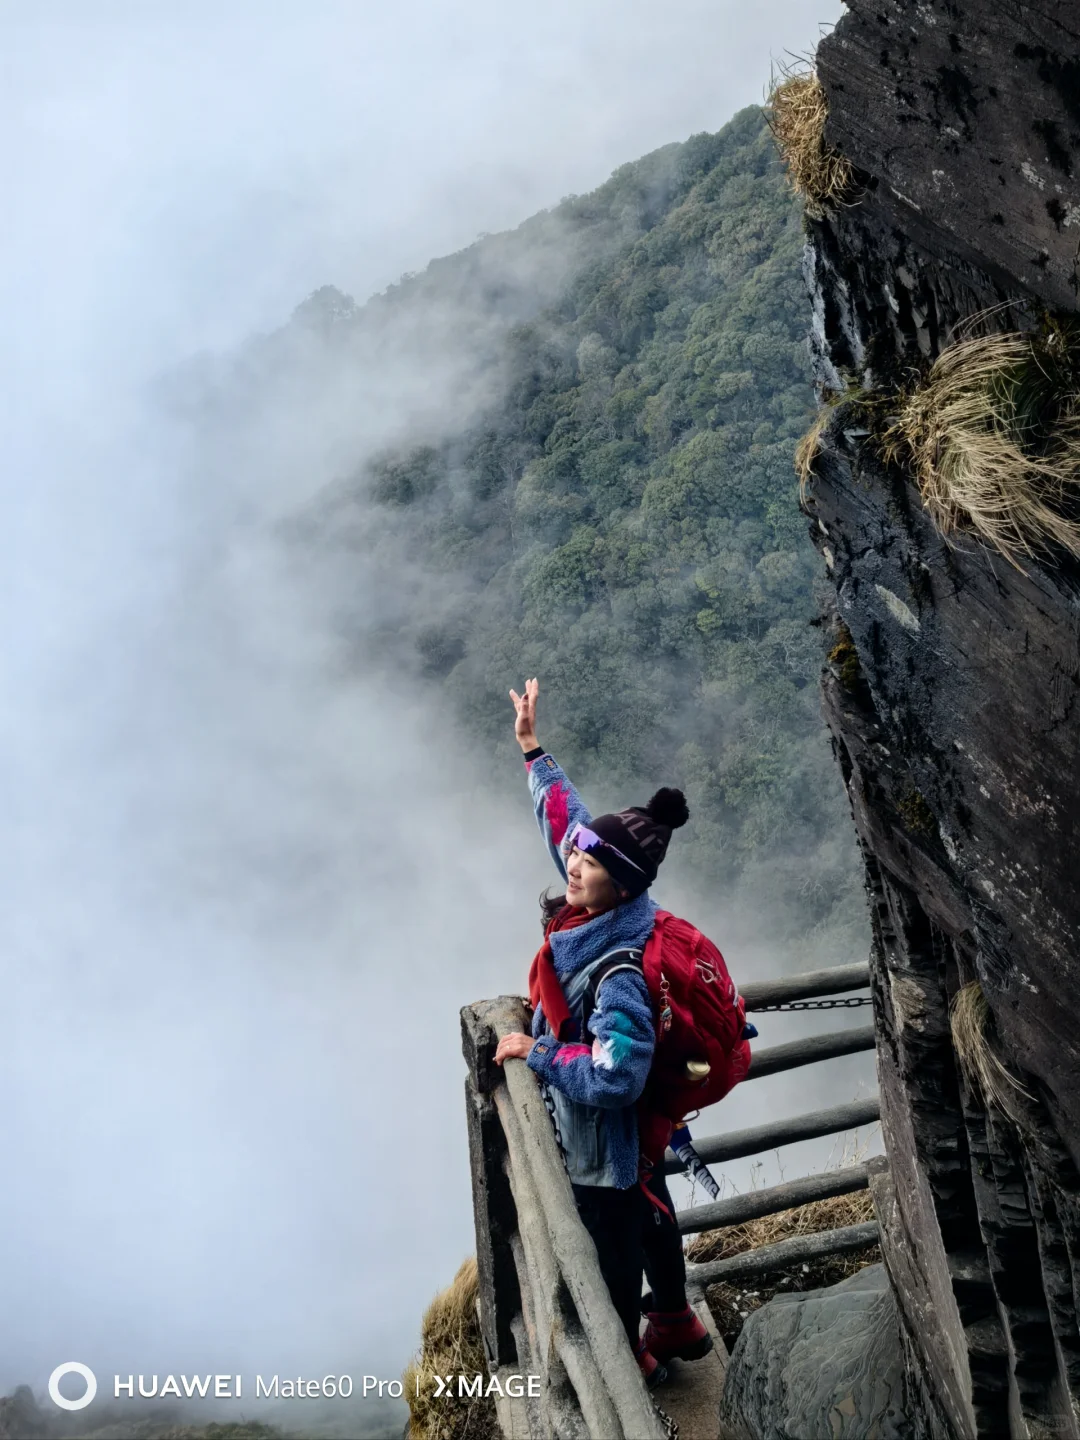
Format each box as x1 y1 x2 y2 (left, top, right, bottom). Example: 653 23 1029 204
566 822 647 876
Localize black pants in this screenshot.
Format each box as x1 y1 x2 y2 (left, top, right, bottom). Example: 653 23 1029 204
571 1173 686 1347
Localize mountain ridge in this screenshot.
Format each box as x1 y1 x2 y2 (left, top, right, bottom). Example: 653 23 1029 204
289 104 865 948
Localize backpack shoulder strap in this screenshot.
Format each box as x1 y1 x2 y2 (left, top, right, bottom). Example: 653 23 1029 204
581 947 645 1044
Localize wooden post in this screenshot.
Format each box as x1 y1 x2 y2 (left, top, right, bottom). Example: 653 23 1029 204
462 995 525 1096
461 1007 523 1369
493 1084 623 1440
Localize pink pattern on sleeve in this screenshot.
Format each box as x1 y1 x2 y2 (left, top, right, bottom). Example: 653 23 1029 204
551 1042 592 1067
545 781 570 847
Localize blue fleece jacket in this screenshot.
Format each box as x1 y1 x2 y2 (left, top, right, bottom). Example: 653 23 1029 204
523 751 656 1188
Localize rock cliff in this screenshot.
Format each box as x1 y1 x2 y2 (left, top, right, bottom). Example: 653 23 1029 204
801 2 1080 1435
719 1265 907 1440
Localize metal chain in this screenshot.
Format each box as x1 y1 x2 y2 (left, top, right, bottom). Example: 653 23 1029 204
752 995 875 1012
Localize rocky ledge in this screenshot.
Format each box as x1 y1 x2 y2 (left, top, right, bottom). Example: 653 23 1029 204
719 1264 907 1440
802 2 1080 1436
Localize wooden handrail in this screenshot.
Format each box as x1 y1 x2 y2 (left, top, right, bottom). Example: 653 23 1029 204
676 1162 870 1235
740 961 870 1010
462 996 666 1440
685 1221 880 1287
461 985 884 1439
745 1024 876 1079
664 1096 880 1172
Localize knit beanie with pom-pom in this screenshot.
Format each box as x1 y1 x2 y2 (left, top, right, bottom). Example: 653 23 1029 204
575 788 690 898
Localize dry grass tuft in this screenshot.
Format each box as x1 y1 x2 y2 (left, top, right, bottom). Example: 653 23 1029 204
686 1188 878 1347
951 980 1032 1118
795 404 834 502
884 328 1080 569
764 65 855 217
403 1257 499 1440
795 384 883 502
686 1187 876 1267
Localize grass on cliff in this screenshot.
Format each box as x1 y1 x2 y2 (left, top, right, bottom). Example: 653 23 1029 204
688 1187 878 1349
794 383 877 501
764 64 855 218
402 1257 499 1440
884 325 1080 569
951 980 1032 1119
794 400 835 502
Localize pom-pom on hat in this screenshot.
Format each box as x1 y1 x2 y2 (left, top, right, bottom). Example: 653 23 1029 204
573 788 690 899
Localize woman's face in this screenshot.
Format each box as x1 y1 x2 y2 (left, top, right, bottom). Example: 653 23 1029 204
566 845 620 913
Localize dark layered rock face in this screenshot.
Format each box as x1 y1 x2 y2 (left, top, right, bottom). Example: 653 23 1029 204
719 1265 908 1440
805 3 1080 1437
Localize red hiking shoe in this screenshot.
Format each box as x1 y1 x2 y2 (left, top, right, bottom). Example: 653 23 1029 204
643 1305 714 1363
634 1336 669 1389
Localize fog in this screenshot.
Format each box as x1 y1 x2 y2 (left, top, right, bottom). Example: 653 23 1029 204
1 0 851 1426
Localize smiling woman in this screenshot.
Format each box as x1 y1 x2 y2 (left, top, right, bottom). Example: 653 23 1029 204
494 678 713 1388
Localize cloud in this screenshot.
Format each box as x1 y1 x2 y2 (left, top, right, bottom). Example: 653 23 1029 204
0 0 848 1414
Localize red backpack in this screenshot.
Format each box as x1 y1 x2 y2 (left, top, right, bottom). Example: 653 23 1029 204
585 909 752 1171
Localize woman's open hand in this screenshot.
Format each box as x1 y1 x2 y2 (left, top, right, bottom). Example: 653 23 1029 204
509 677 540 753
495 1032 535 1065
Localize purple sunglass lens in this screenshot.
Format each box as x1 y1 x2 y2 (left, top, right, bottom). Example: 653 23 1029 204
566 822 646 875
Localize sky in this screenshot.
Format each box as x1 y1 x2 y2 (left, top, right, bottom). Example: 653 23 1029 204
0 0 850 1428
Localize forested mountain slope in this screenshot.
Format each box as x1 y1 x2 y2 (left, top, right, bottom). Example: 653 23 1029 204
211 105 864 949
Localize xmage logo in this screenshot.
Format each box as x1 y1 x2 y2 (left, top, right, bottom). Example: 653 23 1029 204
48 1363 97 1412
430 1374 539 1399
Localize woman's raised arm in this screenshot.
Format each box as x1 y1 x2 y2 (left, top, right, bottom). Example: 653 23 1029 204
509 678 593 881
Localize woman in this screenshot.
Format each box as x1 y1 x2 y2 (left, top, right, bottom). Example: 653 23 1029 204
494 677 713 1387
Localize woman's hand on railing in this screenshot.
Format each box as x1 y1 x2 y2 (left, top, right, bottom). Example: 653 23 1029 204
495 1032 536 1065
509 677 540 754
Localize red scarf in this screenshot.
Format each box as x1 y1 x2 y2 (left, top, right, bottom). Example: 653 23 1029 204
527 904 595 1041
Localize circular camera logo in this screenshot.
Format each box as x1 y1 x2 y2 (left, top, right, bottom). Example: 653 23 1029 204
48 1362 97 1412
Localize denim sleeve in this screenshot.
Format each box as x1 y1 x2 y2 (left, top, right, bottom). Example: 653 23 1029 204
524 752 593 884
525 970 655 1108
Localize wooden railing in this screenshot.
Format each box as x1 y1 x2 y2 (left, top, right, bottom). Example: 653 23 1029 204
461 962 880 1439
